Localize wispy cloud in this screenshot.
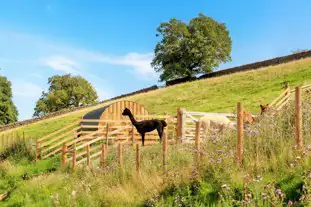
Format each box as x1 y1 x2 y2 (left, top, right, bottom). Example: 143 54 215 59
1 29 157 80
40 52 156 79
42 56 80 74
103 52 156 79
0 29 157 120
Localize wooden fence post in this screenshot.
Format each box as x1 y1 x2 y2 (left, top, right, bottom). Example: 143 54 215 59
164 111 169 142
61 143 67 169
72 142 77 172
86 145 91 167
35 138 40 162
162 132 168 172
236 102 244 165
101 143 106 169
105 124 109 151
195 121 201 166
136 143 140 178
177 108 185 141
179 108 186 141
118 143 123 168
295 87 303 148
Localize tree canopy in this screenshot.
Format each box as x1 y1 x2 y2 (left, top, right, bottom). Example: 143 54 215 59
34 74 98 117
0 75 18 125
151 13 232 82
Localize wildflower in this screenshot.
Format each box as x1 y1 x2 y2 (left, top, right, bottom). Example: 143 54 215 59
250 129 259 135
275 188 285 198
288 200 293 206
72 190 76 197
262 192 267 200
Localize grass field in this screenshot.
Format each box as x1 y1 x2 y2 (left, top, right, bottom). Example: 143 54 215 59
0 58 311 206
2 58 311 141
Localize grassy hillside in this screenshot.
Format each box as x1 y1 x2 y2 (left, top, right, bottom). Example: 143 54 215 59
1 57 311 141
0 58 311 206
130 58 311 114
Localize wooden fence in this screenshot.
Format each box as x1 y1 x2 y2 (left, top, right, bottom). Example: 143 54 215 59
1 84 310 175
34 114 177 170
0 131 28 151
269 83 311 111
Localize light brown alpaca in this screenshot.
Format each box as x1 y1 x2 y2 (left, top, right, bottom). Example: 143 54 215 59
243 109 255 124
199 110 254 139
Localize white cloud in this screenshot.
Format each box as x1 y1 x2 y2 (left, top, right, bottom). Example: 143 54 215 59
0 29 158 120
12 81 43 98
42 56 80 74
1 30 157 80
40 52 156 79
110 52 156 79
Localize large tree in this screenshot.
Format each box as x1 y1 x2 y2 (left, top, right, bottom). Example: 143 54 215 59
152 13 232 82
34 74 98 117
0 75 18 125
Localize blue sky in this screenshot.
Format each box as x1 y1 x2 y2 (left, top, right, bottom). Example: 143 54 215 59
0 0 311 121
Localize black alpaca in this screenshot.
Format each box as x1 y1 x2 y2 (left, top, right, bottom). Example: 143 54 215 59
122 108 167 146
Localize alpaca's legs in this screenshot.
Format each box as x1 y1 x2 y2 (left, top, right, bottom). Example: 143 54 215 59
202 120 210 140
141 133 145 146
215 125 225 140
156 126 164 142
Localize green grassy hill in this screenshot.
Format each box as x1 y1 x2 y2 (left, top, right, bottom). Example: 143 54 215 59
0 58 311 206
1 57 311 140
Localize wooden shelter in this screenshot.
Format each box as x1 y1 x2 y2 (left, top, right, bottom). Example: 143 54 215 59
82 100 148 126
80 101 150 142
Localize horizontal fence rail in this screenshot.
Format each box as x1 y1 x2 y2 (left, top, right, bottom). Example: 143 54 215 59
35 114 177 163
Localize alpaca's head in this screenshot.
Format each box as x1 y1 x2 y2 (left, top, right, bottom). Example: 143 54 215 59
260 104 269 115
122 108 132 116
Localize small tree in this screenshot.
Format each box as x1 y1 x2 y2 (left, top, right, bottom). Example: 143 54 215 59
34 74 98 117
152 13 232 82
0 75 18 125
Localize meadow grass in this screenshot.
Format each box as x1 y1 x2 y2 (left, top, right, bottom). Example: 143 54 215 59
0 99 310 206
